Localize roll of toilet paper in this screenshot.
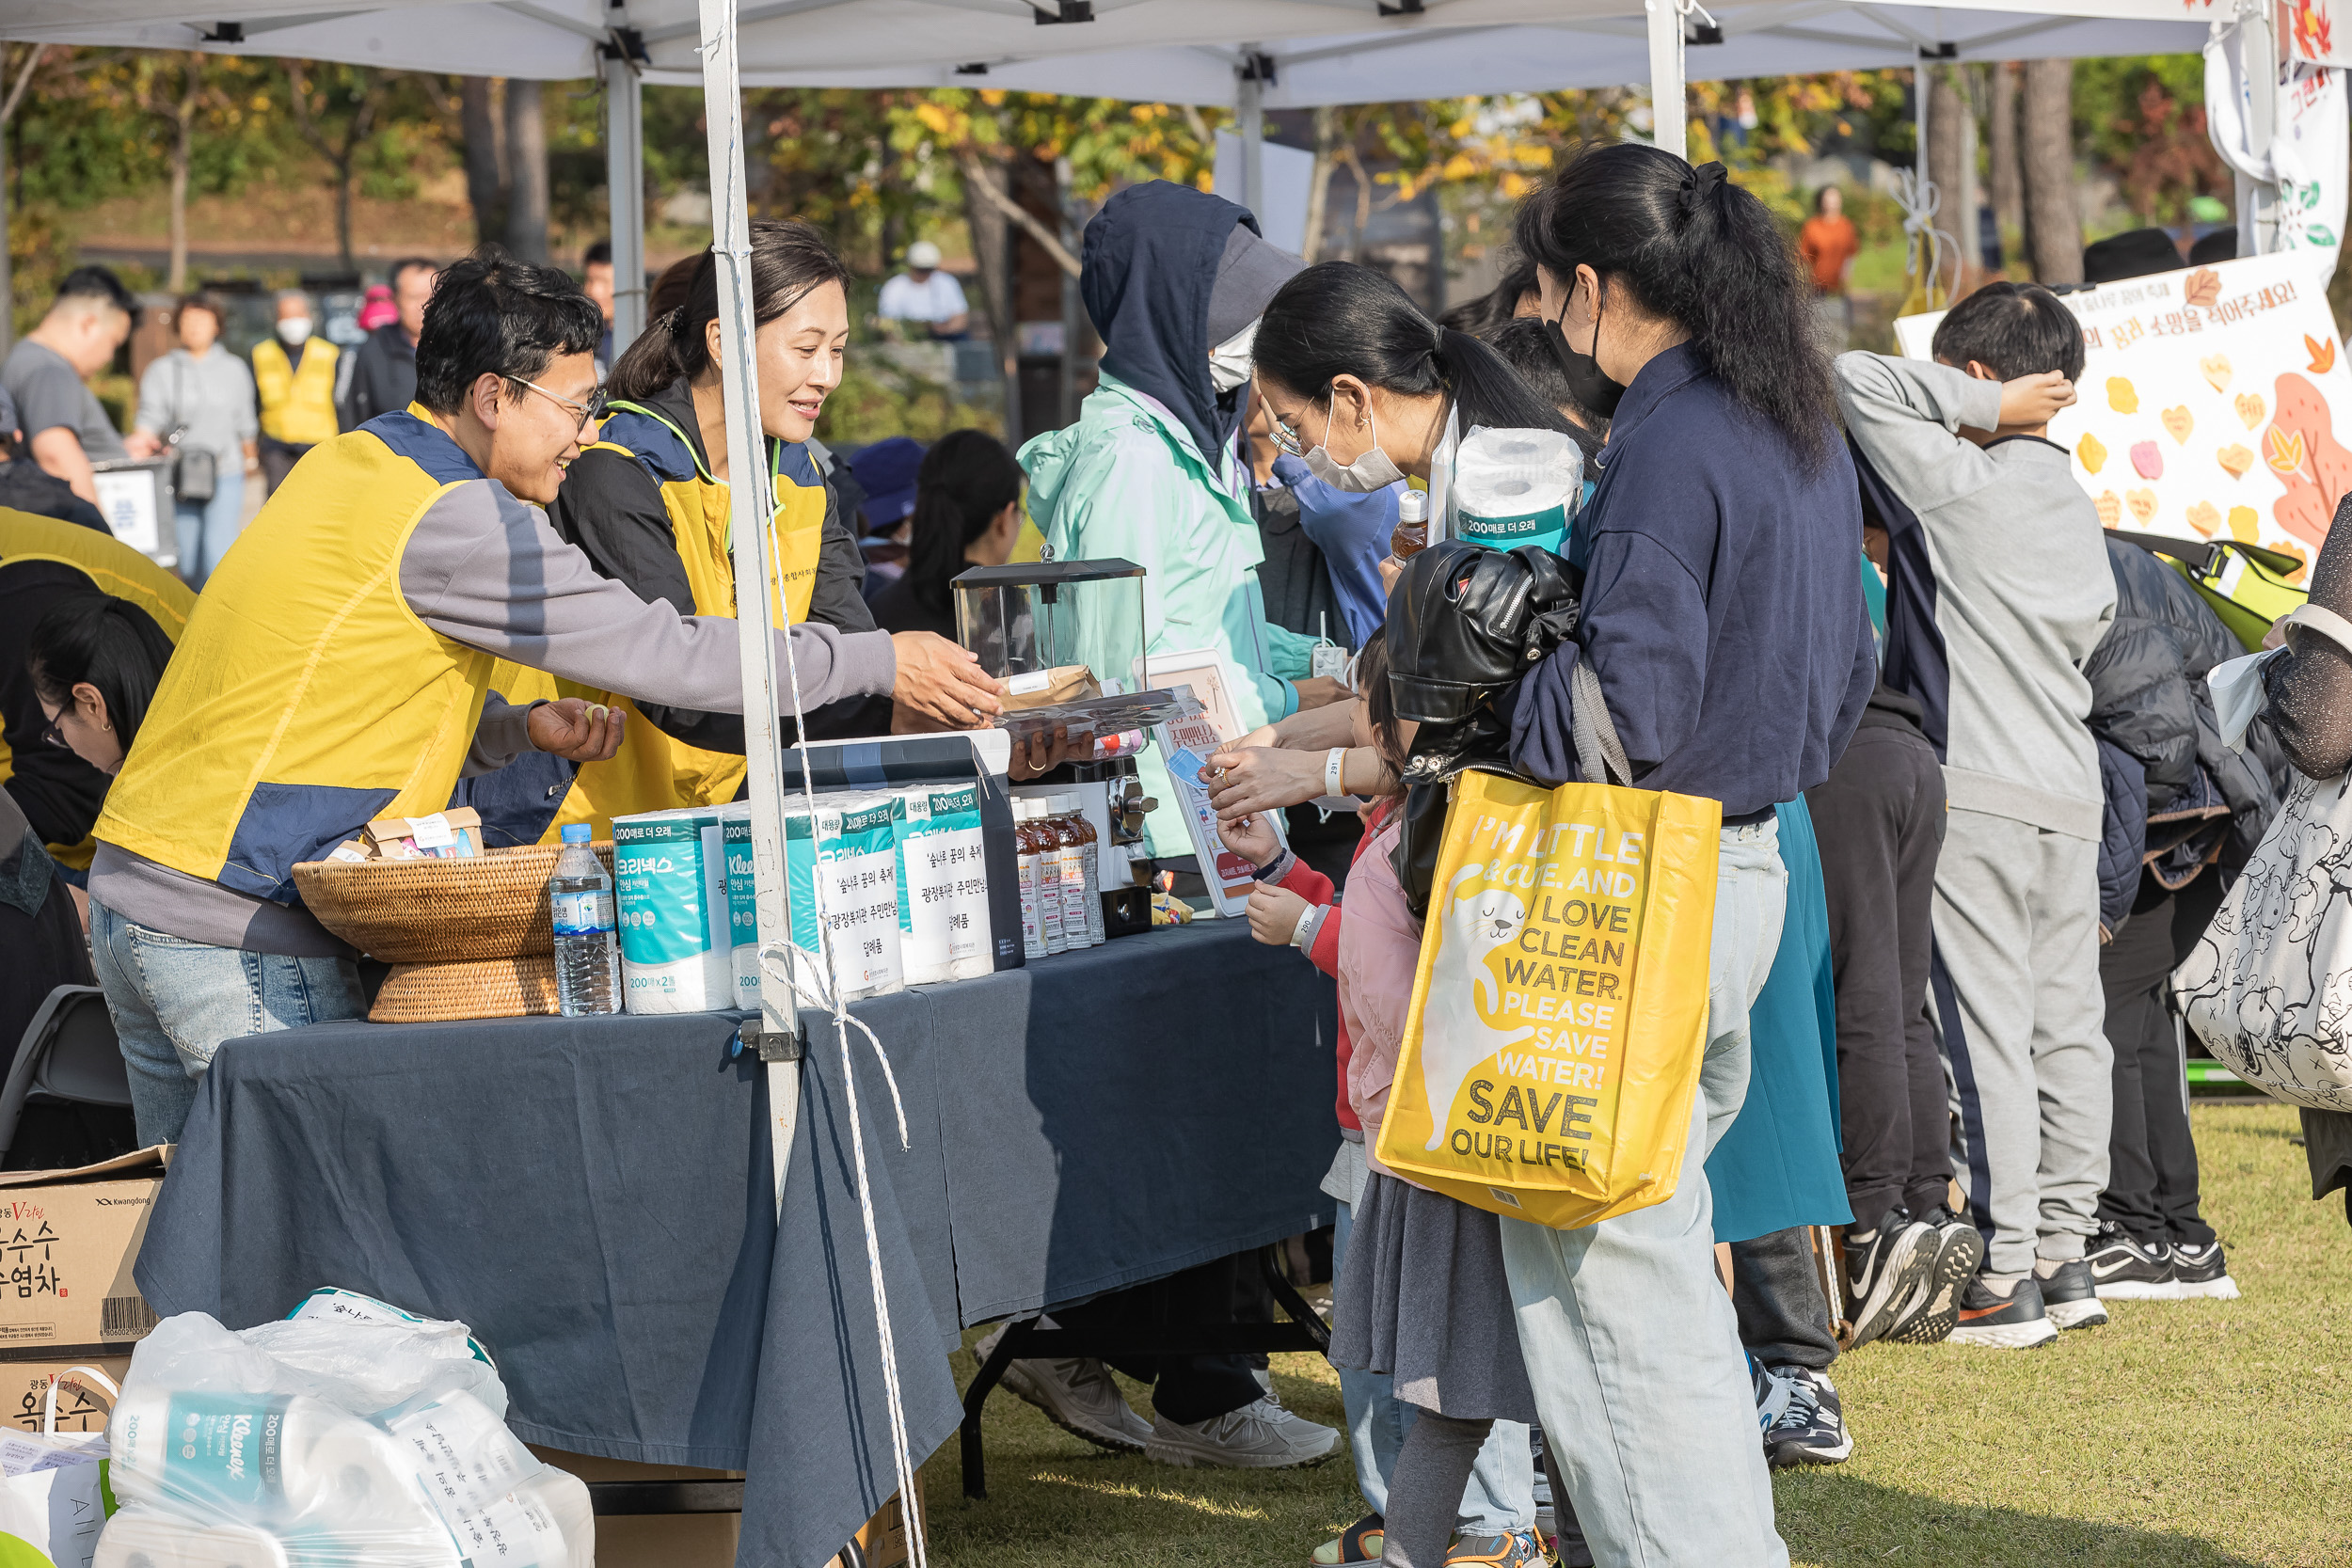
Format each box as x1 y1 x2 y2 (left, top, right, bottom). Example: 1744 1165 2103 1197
1450 425 1582 556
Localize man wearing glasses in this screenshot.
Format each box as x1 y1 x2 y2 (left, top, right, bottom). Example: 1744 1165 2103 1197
84 248 1007 1148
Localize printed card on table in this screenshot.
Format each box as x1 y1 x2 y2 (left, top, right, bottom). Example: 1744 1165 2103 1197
1897 251 2352 578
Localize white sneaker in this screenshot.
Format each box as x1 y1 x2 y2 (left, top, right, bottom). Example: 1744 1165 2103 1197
1142 1396 1340 1469
974 1323 1152 1452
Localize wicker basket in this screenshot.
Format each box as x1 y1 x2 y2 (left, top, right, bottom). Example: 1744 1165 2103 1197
369 955 564 1023
293 843 614 963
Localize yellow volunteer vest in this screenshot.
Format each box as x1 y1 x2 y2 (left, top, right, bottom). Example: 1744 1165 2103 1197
514 400 830 840
95 410 500 900
252 337 342 447
0 509 197 869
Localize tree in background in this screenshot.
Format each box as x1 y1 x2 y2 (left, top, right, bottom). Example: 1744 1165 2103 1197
2021 59 2084 284
284 62 389 277
2074 55 2229 226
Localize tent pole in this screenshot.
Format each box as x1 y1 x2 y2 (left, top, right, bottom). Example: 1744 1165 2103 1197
697 0 801 1218
603 8 647 351
1645 0 1686 160
2246 2 2278 256
0 106 11 359
1237 43 1264 216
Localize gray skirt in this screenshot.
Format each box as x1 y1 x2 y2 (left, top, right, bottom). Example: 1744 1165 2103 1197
1330 1171 1539 1424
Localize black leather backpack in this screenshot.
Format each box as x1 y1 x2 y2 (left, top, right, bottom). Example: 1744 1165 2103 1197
1383 542 1582 915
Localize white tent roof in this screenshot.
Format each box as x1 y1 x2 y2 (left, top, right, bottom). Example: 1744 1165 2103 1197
3 0 2210 100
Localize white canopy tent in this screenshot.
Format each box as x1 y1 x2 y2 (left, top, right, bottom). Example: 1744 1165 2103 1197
4 0 2215 337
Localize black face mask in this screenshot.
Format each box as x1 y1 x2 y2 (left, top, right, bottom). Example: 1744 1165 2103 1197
1543 277 1628 420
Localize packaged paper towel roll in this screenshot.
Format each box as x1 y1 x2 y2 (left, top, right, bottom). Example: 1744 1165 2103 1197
1450 425 1582 556
893 784 994 984
613 807 733 1014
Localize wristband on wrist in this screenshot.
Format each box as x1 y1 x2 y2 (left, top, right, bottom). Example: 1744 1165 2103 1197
1325 748 1347 798
1290 902 1318 948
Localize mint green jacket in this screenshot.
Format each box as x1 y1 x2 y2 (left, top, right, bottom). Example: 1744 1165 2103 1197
1021 372 1318 857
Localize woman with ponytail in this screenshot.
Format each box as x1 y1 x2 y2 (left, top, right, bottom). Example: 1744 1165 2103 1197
871 430 1025 640
540 220 999 834
1494 144 1875 1568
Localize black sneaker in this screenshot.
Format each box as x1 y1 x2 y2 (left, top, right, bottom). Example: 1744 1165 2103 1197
1885 1207 1986 1346
2088 1220 2177 1300
1947 1273 2058 1349
2169 1239 2242 1300
2035 1259 2109 1329
1763 1364 1853 1467
1842 1210 1937 1350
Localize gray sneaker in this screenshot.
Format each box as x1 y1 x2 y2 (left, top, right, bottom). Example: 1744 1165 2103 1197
974 1323 1152 1452
1143 1396 1340 1469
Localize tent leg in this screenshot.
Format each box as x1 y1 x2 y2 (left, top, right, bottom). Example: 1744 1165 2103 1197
1236 42 1265 217
2246 6 2278 257
603 21 647 352
697 0 802 1220
1646 0 1686 161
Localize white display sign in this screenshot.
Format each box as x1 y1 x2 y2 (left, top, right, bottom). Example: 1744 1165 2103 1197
1896 250 2352 573
91 468 168 564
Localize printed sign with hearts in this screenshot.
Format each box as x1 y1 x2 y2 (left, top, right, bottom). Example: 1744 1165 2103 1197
1897 250 2352 565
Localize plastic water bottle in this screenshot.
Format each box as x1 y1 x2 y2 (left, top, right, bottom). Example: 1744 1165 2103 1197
549 823 620 1017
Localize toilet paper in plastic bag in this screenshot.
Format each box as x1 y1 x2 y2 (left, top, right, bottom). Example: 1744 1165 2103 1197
613 806 732 1014
810 793 907 1001
1450 425 1582 556
893 783 993 985
101 1308 592 1568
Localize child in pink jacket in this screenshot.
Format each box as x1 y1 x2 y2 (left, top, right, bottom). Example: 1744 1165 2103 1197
1221 649 1542 1568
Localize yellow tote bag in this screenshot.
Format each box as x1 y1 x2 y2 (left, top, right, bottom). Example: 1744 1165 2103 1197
1374 659 1721 1228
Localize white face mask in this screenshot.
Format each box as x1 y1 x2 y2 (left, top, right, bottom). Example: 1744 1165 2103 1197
1208 321 1258 394
1303 400 1406 493
276 317 313 345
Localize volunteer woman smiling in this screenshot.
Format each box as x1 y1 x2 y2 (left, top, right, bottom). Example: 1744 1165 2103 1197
540 222 1031 832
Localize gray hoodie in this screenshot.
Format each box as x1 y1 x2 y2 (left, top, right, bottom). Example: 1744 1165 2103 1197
1836 352 2115 839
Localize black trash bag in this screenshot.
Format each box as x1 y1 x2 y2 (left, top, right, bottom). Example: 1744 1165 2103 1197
1382 541 1581 915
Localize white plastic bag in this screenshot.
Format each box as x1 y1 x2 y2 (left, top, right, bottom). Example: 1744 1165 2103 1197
0 1364 116 1568
99 1305 591 1568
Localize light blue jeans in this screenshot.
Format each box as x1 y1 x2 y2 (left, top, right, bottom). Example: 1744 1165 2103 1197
173 465 246 587
1332 1192 1534 1536
88 898 364 1147
1500 819 1790 1568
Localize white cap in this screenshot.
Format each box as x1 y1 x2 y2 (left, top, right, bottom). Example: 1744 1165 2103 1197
906 240 943 270
1396 488 1429 522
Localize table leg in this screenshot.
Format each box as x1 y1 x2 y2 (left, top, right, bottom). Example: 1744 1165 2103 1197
960 1315 1041 1499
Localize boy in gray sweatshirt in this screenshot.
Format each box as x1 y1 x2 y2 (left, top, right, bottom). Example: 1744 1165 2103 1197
1834 282 2117 1349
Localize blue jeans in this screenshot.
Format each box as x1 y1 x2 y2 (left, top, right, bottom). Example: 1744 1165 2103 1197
1500 819 1790 1568
88 898 363 1146
1332 1195 1534 1535
174 465 246 587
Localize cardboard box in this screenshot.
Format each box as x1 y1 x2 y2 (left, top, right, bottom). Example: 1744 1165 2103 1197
0 1148 169 1357
845 1475 925 1568
0 1358 128 1436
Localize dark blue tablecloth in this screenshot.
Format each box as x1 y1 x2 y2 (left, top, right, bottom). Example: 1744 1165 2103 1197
134 919 1339 1568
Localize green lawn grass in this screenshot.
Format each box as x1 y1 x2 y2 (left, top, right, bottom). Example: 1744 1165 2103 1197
920 1101 2352 1567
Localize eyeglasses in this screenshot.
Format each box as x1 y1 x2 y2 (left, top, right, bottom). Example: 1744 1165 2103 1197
38 710 69 749
511 377 608 431
1264 404 1308 458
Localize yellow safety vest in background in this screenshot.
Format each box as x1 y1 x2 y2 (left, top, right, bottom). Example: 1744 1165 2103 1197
504 399 830 840
96 411 496 900
0 509 196 869
251 337 342 447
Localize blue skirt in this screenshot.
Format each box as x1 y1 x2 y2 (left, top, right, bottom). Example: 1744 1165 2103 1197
1705 797 1853 1243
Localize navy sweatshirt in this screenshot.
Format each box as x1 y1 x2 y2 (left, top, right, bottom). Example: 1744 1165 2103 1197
1511 343 1876 816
